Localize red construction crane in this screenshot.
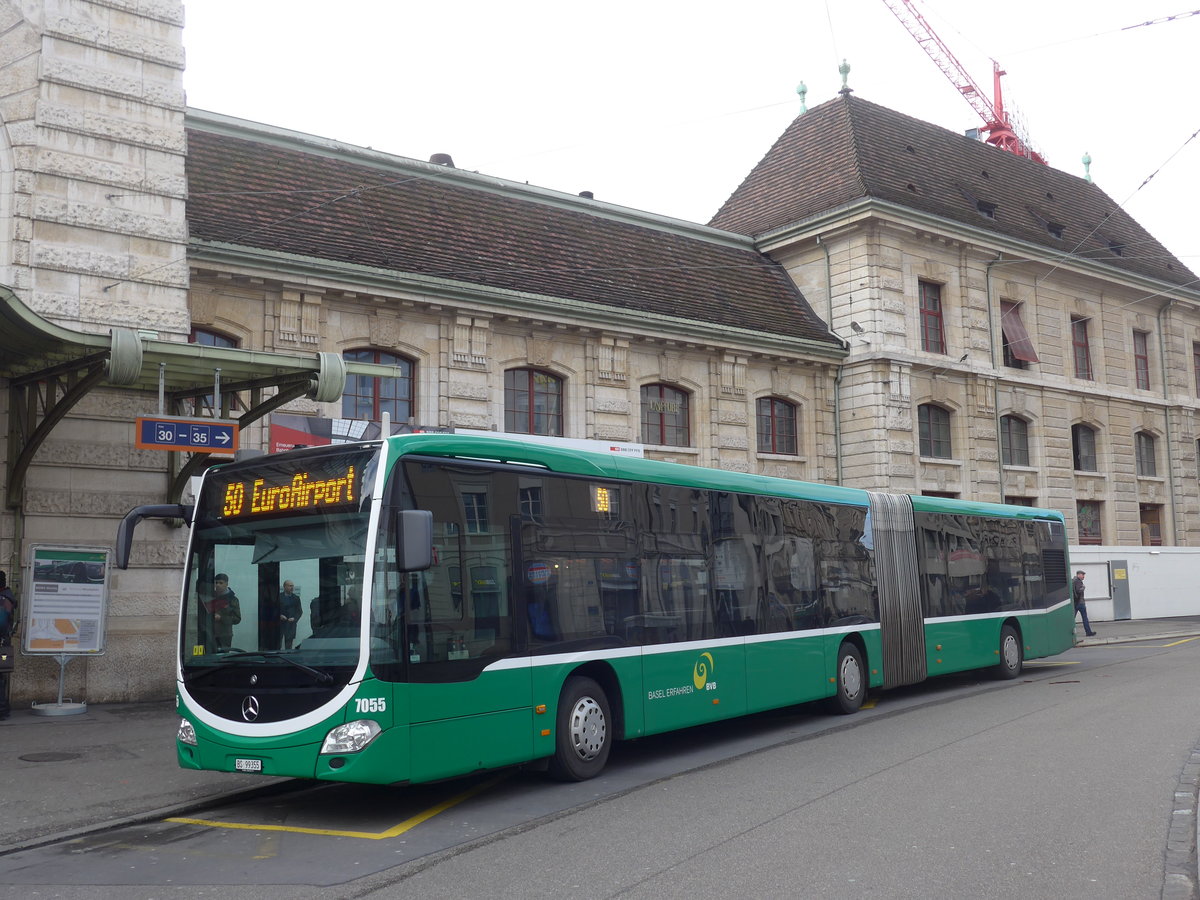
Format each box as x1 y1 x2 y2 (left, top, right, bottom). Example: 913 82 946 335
882 0 1046 164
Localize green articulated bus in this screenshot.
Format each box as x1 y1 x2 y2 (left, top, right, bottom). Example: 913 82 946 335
116 433 1074 784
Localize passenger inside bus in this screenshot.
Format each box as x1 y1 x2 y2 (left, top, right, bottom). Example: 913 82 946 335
201 573 242 651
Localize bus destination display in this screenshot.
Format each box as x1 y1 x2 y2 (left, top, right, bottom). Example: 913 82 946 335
220 466 357 519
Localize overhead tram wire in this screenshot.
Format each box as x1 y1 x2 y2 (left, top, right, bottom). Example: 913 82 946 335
1034 123 1200 285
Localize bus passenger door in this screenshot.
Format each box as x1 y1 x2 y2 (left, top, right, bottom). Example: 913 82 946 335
403 556 533 783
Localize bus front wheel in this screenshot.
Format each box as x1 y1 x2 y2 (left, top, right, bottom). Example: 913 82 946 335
996 624 1023 680
828 642 866 715
548 676 612 781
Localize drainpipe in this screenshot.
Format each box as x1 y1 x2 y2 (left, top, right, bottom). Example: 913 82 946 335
1157 299 1178 543
985 253 1004 502
817 235 847 485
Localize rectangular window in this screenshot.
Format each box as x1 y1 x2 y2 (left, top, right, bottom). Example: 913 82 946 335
1135 432 1157 477
1000 301 1039 367
756 398 798 455
1140 504 1163 546
1071 318 1093 380
1077 500 1103 545
462 491 489 534
1000 416 1030 467
1194 343 1200 396
640 385 691 447
919 281 946 354
1133 330 1151 390
1072 424 1097 472
518 486 543 522
918 405 952 458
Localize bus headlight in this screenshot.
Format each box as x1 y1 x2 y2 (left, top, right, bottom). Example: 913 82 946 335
177 718 197 746
321 719 382 754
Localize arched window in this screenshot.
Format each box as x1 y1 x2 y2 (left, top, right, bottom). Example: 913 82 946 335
1072 424 1097 472
504 368 563 436
1135 431 1157 477
640 384 690 447
190 328 238 349
1000 415 1030 466
342 349 414 423
188 328 240 414
756 397 798 455
917 404 952 458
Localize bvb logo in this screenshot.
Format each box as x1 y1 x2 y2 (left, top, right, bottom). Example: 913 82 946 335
693 651 714 690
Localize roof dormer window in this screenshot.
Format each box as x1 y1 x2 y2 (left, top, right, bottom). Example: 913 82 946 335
1047 222 1064 239
977 199 997 219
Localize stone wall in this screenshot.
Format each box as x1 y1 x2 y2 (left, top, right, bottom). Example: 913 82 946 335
2 0 189 704
771 218 1200 547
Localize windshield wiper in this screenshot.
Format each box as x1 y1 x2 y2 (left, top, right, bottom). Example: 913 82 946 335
224 651 336 684
186 650 334 685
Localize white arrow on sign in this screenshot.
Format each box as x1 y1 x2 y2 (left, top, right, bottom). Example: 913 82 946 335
216 431 232 445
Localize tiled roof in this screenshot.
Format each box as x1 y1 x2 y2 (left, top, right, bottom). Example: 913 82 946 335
184 120 840 348
710 95 1195 287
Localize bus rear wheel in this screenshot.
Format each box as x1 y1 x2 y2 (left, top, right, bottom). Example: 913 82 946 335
548 676 612 781
996 624 1023 680
828 642 866 715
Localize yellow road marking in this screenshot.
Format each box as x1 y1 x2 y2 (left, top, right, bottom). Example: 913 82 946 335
1164 637 1200 647
861 699 877 709
167 773 508 840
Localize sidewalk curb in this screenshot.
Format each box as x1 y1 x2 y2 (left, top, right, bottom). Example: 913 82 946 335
1077 630 1200 647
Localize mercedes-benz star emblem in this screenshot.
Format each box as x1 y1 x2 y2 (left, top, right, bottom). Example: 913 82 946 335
241 695 260 722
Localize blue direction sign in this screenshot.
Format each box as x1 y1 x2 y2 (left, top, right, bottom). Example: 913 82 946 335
136 416 239 454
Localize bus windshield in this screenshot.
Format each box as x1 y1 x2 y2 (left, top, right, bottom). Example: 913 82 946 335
181 445 379 676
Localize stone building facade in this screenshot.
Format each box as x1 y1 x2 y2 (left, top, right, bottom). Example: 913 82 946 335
0 0 190 702
712 94 1200 549
183 111 845 482
0 2 346 704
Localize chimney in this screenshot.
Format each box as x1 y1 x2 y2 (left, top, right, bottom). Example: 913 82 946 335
429 153 455 167
578 191 594 199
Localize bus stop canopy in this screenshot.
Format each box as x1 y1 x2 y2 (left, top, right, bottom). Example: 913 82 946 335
0 286 346 508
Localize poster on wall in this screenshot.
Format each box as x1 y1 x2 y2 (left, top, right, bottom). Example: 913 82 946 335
22 546 110 655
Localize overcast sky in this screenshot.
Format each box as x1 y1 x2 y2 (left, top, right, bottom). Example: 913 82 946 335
183 0 1198 272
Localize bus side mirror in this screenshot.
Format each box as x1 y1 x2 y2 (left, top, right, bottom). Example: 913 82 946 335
115 503 192 569
395 510 434 571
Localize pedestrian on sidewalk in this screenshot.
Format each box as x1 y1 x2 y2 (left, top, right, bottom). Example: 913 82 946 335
0 570 16 720
1073 570 1097 637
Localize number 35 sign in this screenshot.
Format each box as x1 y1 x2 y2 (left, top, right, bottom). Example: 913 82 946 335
135 416 239 453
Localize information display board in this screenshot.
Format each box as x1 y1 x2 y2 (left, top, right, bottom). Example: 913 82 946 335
22 546 110 655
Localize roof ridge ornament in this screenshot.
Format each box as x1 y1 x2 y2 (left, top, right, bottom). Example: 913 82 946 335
1082 151 1093 183
838 59 853 95
797 81 807 114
